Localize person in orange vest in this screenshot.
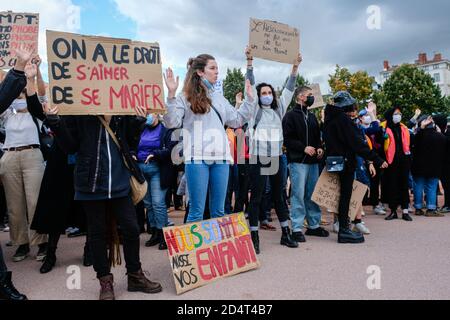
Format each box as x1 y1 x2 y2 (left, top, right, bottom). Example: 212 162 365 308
380 107 413 221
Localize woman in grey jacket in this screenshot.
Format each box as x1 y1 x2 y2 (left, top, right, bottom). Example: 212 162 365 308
163 54 255 223
245 47 302 254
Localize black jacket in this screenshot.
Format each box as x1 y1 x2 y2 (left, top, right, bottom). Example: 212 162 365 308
323 105 384 171
47 114 146 199
283 104 322 164
411 128 447 178
0 69 27 114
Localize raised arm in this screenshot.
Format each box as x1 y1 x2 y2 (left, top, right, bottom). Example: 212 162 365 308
163 68 185 129
279 53 302 115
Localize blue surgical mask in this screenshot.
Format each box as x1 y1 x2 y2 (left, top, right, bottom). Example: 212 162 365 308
202 77 214 91
146 114 154 127
393 114 402 124
260 95 273 106
11 99 27 112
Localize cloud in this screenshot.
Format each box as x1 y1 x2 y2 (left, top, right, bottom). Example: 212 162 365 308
113 0 450 94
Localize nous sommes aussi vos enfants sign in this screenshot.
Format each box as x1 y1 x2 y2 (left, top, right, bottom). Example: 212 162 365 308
163 213 260 295
46 30 165 115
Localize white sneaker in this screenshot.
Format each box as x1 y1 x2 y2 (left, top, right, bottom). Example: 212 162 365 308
361 210 366 217
354 223 371 235
3 225 9 232
374 205 387 215
333 221 339 233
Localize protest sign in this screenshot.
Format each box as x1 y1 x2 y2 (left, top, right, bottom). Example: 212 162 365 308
163 213 260 295
312 171 368 221
46 30 165 115
0 11 39 69
309 83 325 109
249 18 299 64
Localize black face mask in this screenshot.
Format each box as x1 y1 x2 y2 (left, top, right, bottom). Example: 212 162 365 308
305 96 315 107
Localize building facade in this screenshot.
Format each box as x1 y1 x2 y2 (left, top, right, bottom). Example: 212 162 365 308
380 53 450 96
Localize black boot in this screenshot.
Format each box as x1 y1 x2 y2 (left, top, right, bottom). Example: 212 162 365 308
280 227 298 248
385 210 398 221
0 272 28 300
158 230 167 250
40 247 56 274
145 229 161 247
251 231 260 255
338 216 364 244
83 244 93 267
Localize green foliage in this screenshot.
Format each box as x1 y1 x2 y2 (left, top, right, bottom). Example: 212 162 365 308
381 64 444 120
328 65 375 106
223 68 245 106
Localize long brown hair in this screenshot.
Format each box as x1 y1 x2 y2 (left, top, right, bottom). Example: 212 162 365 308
183 54 215 114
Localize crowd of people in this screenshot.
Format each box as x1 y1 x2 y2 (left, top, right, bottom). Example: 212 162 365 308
0 45 449 301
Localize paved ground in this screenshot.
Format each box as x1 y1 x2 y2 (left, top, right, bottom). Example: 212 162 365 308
2 204 450 300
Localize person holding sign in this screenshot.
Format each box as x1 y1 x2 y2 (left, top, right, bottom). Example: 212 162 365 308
44 106 163 300
244 47 301 253
0 44 32 301
283 86 329 243
163 55 256 223
323 91 388 244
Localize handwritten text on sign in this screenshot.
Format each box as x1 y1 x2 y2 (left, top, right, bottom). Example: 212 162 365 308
163 213 260 295
46 30 165 115
249 18 299 64
312 171 368 221
0 12 39 69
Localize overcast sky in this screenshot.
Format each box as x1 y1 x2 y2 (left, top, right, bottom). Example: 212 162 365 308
3 0 450 93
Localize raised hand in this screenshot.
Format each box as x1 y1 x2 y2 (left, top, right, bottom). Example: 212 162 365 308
163 68 179 99
134 105 147 118
24 63 38 79
43 103 59 116
14 43 34 71
245 46 253 60
32 54 42 67
294 53 303 68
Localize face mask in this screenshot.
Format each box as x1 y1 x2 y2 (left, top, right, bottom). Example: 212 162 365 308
393 114 402 124
146 114 154 127
11 99 27 112
202 77 214 91
260 95 273 106
362 116 372 125
305 96 315 107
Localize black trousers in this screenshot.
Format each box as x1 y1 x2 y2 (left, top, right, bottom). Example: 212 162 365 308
442 173 450 208
82 197 141 279
0 244 7 273
248 156 289 228
234 163 250 213
382 156 410 211
338 169 355 227
369 166 382 207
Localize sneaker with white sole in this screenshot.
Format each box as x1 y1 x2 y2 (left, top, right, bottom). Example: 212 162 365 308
374 205 387 215
354 223 371 235
333 221 339 233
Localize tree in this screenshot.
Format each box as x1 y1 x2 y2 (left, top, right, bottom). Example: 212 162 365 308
328 65 375 106
381 64 444 120
223 68 245 106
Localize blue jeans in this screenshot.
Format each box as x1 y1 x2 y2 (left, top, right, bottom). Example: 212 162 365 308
413 176 439 210
139 163 168 229
185 161 229 222
289 163 322 232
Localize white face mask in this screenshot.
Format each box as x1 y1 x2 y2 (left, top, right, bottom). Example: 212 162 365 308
10 99 27 112
393 114 402 124
362 116 372 125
